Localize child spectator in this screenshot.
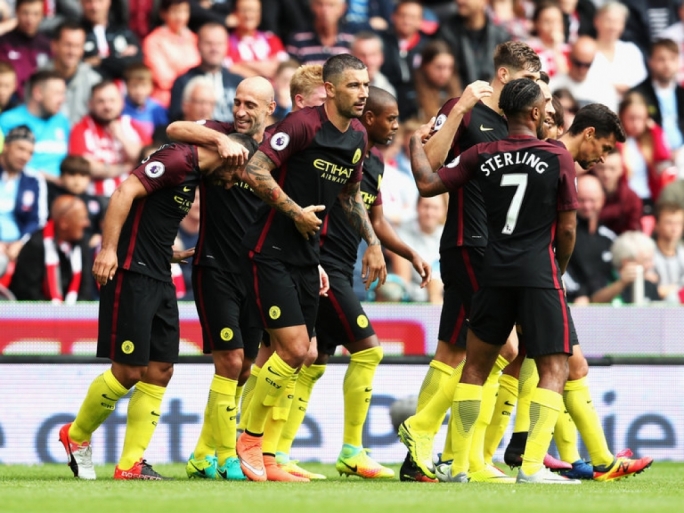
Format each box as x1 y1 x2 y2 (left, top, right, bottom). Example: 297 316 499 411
122 63 169 141
142 0 201 108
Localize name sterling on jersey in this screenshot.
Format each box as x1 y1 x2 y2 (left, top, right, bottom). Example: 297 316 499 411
480 151 549 176
314 158 354 183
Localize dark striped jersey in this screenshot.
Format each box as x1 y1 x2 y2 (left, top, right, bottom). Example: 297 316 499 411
437 135 579 289
243 105 367 266
433 98 507 250
319 146 384 273
193 120 264 273
118 143 201 281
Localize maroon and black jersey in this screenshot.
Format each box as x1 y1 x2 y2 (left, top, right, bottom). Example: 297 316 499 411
433 99 508 250
193 120 264 274
319 147 384 273
118 143 201 281
438 135 579 289
243 105 367 266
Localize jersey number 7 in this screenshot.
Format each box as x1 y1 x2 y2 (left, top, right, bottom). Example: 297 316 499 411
500 173 528 235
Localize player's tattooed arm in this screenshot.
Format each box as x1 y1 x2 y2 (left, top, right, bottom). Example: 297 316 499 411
409 134 449 197
244 150 324 239
338 181 380 246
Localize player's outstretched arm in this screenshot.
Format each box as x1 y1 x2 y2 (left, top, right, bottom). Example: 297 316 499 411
555 209 577 276
167 121 249 165
410 133 449 197
244 150 323 239
338 181 387 289
423 80 494 170
370 204 431 288
92 175 148 286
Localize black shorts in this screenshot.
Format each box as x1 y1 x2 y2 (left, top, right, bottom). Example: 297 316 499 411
437 246 484 348
97 270 179 366
469 287 573 358
192 266 262 360
316 268 375 355
243 251 319 339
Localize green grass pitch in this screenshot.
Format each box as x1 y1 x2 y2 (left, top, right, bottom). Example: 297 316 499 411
1 463 682 513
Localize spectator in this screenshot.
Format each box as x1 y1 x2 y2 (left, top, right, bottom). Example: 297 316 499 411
618 91 675 212
620 0 679 57
0 0 13 37
228 0 288 79
81 0 142 80
122 63 168 141
553 86 579 129
660 3 684 84
44 20 102 126
653 201 684 302
169 22 243 122
142 0 200 108
187 0 234 33
0 0 50 100
351 31 396 97
258 0 310 42
389 195 445 303
488 0 532 40
630 39 684 167
525 1 570 79
559 0 596 43
0 126 47 272
271 59 301 120
550 35 619 111
379 0 430 120
69 80 150 197
564 174 616 304
591 2 647 100
0 70 69 180
437 0 511 86
345 0 394 31
0 62 19 114
10 194 93 302
591 230 661 304
414 41 461 122
286 0 356 65
181 75 217 122
47 155 105 248
594 149 643 235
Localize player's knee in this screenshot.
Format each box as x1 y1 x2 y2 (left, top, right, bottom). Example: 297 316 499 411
304 340 318 366
500 339 518 363
213 349 244 379
568 355 589 381
112 363 146 389
143 362 174 387
434 340 466 367
315 352 330 365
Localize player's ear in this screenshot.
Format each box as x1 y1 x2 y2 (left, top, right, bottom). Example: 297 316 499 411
268 100 276 116
497 66 509 84
324 80 336 97
584 127 595 140
363 110 374 125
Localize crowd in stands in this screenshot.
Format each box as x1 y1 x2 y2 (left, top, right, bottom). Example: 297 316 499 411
1 0 684 305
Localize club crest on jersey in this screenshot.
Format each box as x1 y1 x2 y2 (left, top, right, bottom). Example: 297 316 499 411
271 132 290 151
145 161 165 178
434 114 447 131
352 148 362 164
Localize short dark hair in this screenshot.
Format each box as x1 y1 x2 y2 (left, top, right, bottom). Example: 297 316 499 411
60 155 91 176
15 0 43 10
493 41 542 74
322 54 366 84
649 38 679 57
53 20 86 41
91 79 118 97
567 103 626 142
124 62 153 83
26 70 64 97
0 61 16 76
160 0 189 10
499 78 543 118
655 201 684 220
364 85 397 115
539 70 550 84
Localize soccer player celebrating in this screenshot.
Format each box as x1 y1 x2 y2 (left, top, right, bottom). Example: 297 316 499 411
409 77 580 484
235 54 387 481
58 133 256 480
164 76 277 481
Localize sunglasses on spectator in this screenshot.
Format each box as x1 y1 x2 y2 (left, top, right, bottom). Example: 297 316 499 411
571 57 593 69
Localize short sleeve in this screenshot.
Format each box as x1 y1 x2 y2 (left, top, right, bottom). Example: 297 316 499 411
258 109 314 167
556 150 579 211
131 146 195 193
350 130 368 184
436 146 478 192
199 119 234 135
373 189 383 207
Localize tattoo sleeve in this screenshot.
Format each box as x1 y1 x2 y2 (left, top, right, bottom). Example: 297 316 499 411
409 135 449 197
244 150 303 220
338 181 380 246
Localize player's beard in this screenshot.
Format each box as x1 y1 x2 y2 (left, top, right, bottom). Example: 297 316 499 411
536 121 546 139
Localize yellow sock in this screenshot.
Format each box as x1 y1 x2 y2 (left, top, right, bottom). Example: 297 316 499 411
343 346 383 447
484 374 518 464
417 360 454 412
440 415 454 462
193 391 216 460
236 384 244 405
412 360 464 434
513 358 539 433
554 399 580 463
564 378 613 467
448 383 482 475
468 356 508 472
521 388 562 475
208 375 238 465
278 364 326 456
262 374 297 455
69 369 128 443
118 381 165 470
246 353 296 435
237 364 260 431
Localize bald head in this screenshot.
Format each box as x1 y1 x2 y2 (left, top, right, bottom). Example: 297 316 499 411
233 77 276 139
236 76 275 103
51 195 90 243
577 173 605 221
569 36 597 81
